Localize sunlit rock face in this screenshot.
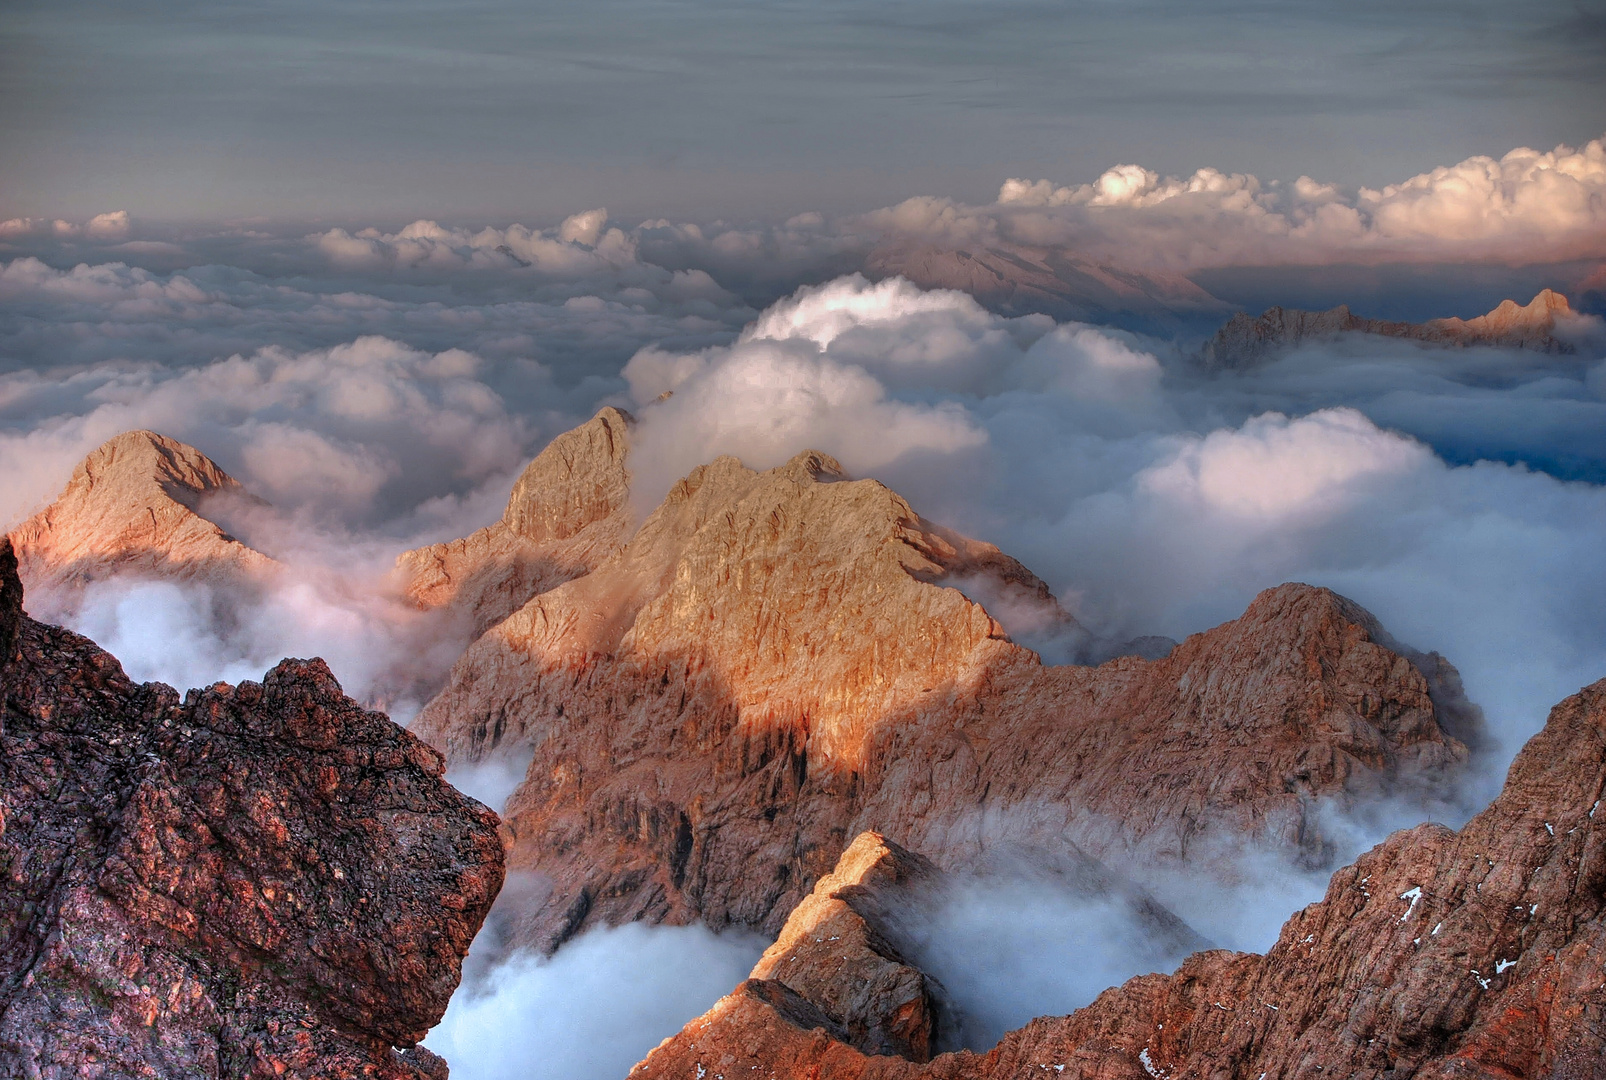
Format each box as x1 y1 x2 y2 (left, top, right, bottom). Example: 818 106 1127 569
629 679 1606 1080
395 406 635 637
5 429 276 609
1201 289 1580 369
0 538 504 1079
412 413 1477 952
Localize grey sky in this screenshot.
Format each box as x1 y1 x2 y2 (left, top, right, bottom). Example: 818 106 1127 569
2 0 1603 224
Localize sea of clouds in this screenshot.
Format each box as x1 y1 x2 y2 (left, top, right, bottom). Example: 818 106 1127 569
3 134 1605 1076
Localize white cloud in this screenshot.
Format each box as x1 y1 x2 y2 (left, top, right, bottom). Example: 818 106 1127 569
626 337 987 505
311 211 641 274
944 134 1606 268
0 211 131 241
84 210 132 239
426 923 764 1080
1139 408 1430 520
742 271 992 348
621 274 1180 504
0 334 531 529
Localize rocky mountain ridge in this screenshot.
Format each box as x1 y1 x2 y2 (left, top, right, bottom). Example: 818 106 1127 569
1200 289 1579 369
394 406 634 637
631 674 1606 1078
5 430 276 614
411 412 1480 953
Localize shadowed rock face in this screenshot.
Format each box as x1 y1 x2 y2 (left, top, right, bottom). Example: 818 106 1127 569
629 678 1606 1080
0 539 504 1079
1200 289 1578 369
395 406 634 637
5 430 276 610
412 420 1475 951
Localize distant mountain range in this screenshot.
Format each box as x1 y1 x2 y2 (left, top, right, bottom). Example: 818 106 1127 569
864 242 1233 335
1200 289 1579 369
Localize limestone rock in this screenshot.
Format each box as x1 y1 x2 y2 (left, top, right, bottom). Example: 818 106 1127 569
0 538 505 1078
415 447 1473 950
395 406 634 636
748 832 950 1061
628 677 1606 1079
1200 290 1578 369
5 430 276 607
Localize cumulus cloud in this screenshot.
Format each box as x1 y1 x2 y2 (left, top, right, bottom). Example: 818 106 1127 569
1138 408 1429 520
311 210 643 275
0 334 535 530
0 211 131 241
623 277 1012 504
885 134 1606 270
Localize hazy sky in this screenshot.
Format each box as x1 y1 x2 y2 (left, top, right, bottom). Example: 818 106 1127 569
3 0 1603 224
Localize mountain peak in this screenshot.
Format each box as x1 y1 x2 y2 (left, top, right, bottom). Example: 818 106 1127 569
70 429 240 502
6 430 274 603
410 421 1470 952
395 406 636 634
502 406 632 542
1201 290 1577 368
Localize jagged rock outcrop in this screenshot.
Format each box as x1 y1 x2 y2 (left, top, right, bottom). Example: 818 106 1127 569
0 538 504 1078
415 442 1475 950
6 430 276 609
865 243 1229 333
1201 289 1578 369
395 407 634 636
744 832 951 1062
629 677 1606 1080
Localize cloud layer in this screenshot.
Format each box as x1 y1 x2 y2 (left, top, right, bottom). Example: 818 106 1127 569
1 132 1604 1072
426 923 764 1080
950 135 1606 270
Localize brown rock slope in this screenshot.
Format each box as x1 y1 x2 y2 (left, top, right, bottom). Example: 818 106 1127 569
743 831 951 1062
6 430 276 610
1200 289 1578 369
632 678 1606 1080
395 406 634 636
415 445 1475 949
0 538 505 1078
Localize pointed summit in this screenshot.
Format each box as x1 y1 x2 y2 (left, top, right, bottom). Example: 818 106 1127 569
6 430 275 601
395 406 635 635
1432 287 1575 346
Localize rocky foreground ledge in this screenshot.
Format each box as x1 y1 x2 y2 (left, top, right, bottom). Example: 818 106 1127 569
633 679 1606 1079
0 538 505 1078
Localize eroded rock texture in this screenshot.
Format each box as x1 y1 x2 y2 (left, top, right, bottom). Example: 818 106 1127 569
632 678 1606 1080
746 832 951 1062
414 433 1475 949
395 406 634 636
1201 289 1578 369
6 430 276 608
0 539 504 1079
